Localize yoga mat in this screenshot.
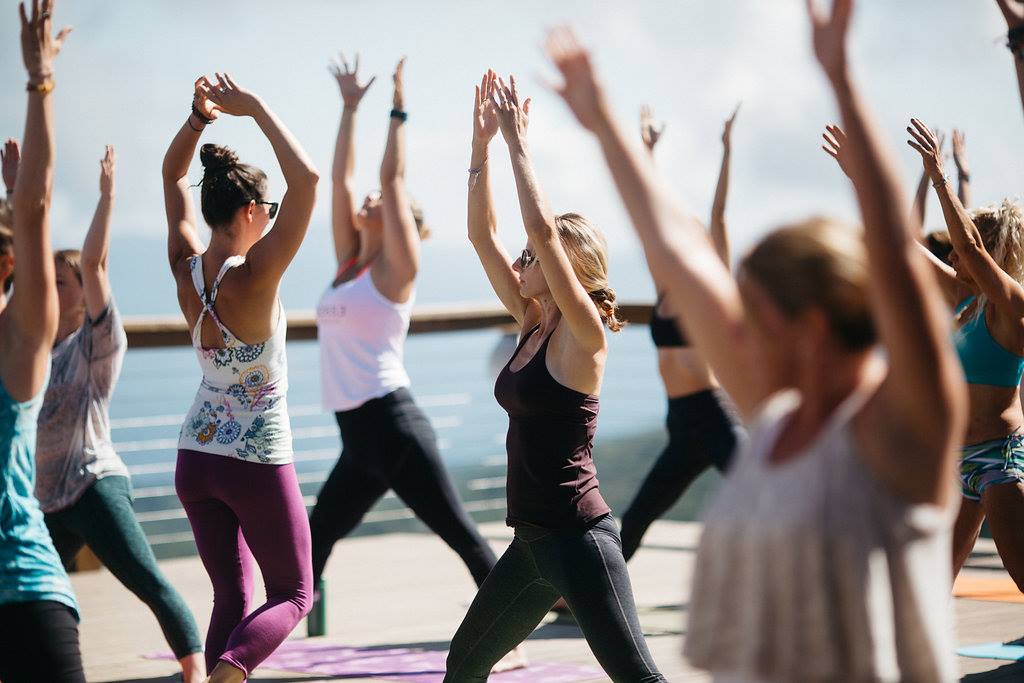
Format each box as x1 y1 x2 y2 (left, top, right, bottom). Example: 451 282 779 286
957 642 1024 661
147 639 603 682
953 575 1024 604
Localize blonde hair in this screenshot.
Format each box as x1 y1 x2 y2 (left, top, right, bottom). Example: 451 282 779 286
740 216 875 350
554 212 624 332
410 198 431 240
960 199 1024 323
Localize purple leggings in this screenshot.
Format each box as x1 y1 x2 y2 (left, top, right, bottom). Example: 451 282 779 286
175 449 312 677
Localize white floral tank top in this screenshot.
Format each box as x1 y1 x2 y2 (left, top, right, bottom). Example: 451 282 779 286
178 254 292 464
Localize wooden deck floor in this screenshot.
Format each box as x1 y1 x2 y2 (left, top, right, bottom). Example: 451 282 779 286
74 520 1024 682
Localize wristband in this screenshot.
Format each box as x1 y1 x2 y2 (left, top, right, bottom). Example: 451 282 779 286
390 108 408 122
27 79 55 95
191 104 214 125
467 161 486 190
932 175 949 189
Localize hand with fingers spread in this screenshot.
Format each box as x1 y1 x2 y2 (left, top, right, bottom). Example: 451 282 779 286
492 75 532 147
951 129 970 179
640 105 665 152
821 123 852 177
19 0 72 85
329 51 376 110
203 73 263 118
722 102 741 149
906 118 947 184
807 0 853 82
2 139 19 195
473 69 500 148
392 57 406 112
545 27 609 132
99 144 115 197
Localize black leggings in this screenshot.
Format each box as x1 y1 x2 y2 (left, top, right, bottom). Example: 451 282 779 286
619 388 740 561
309 387 497 586
444 514 666 683
0 600 85 683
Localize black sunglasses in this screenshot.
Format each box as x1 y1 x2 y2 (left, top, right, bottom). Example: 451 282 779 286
257 201 279 219
518 248 538 269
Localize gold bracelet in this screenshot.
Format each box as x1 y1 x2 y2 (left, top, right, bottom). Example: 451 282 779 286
26 79 55 95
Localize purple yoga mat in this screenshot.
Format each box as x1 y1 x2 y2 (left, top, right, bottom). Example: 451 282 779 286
146 639 603 682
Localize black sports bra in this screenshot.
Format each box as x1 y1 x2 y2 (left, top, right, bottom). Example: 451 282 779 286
649 296 688 348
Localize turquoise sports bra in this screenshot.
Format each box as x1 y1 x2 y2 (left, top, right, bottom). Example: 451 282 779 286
953 297 1024 388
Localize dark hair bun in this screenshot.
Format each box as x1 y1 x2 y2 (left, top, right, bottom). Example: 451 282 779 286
200 144 239 174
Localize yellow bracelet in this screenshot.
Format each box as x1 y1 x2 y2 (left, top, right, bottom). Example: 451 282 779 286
26 79 55 95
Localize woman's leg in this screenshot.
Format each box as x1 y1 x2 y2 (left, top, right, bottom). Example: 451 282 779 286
952 496 984 577
444 535 558 682
43 511 86 570
538 517 666 683
982 481 1024 592
0 600 86 683
57 476 203 659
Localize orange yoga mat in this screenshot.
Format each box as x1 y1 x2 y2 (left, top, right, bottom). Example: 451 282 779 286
953 575 1024 604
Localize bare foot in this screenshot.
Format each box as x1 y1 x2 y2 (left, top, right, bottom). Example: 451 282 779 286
491 645 528 674
180 652 205 683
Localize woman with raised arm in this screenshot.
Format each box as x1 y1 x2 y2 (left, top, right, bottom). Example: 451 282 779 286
164 72 319 683
904 119 1024 593
617 104 743 562
445 69 666 683
31 146 203 682
544 0 967 678
309 55 498 636
996 0 1024 120
0 2 85 681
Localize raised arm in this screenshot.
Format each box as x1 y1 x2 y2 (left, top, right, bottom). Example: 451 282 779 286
910 127 942 235
494 75 605 352
951 128 972 208
467 70 537 325
996 0 1024 121
376 58 420 301
908 118 1024 319
2 138 19 202
205 73 319 287
544 31 766 415
4 0 72 401
328 52 374 267
639 105 665 157
80 145 114 319
162 78 212 274
709 104 740 265
811 0 965 504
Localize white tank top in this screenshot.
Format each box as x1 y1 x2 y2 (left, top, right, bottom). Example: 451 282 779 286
316 268 413 412
685 387 957 683
178 254 293 464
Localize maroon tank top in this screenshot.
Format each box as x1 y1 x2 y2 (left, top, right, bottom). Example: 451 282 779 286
494 324 611 528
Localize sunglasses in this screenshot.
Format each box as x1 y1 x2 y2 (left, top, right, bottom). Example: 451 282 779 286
257 200 279 219
518 249 538 269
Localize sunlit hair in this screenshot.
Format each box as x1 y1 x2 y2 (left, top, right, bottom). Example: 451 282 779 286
54 249 83 285
960 199 1024 323
554 212 624 332
740 216 875 351
199 144 268 230
409 198 430 240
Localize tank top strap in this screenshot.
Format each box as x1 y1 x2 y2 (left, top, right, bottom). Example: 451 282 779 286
189 254 246 347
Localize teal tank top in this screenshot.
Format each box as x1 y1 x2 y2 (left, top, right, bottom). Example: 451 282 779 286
0 374 78 616
954 297 1024 388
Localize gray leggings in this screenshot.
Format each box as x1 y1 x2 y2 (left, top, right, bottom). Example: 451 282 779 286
444 514 666 683
44 475 202 659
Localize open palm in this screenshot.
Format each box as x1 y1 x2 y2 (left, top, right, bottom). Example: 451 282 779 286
473 70 500 145
329 51 376 108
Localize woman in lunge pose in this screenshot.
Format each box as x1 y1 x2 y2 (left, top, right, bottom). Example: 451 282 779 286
164 72 318 682
0 2 85 681
309 54 498 637
617 104 743 562
444 69 666 683
544 0 966 678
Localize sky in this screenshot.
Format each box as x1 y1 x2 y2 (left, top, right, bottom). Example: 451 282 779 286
1 0 1021 314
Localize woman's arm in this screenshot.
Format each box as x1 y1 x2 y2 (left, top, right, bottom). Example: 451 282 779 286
709 104 740 265
4 0 72 401
544 32 766 415
80 145 114 319
951 128 972 208
206 74 319 288
908 118 1024 319
2 138 19 200
329 52 374 267
639 105 665 157
996 0 1024 121
811 0 965 505
494 76 605 352
162 78 212 275
376 58 420 300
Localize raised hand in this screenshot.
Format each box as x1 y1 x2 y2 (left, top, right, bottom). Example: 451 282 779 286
493 75 532 147
951 129 970 177
821 123 852 177
544 26 609 132
473 69 500 146
204 73 264 118
99 144 115 196
807 0 853 82
392 57 406 111
906 118 947 183
2 139 20 193
329 51 376 109
722 102 741 148
19 0 72 83
640 105 665 151
192 76 221 123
